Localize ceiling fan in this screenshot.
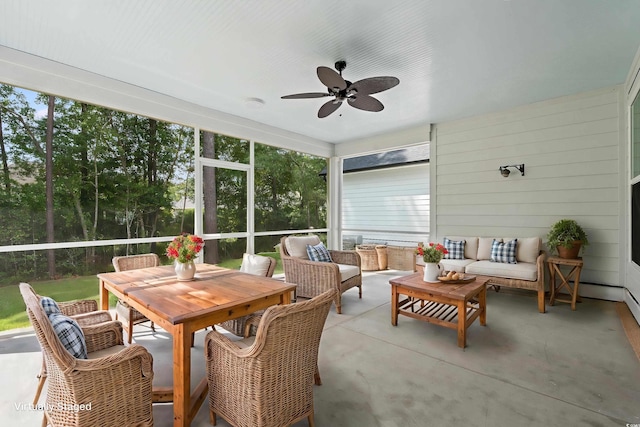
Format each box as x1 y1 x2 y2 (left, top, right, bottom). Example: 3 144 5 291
281 60 400 118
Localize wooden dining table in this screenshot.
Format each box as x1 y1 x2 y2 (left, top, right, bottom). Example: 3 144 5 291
98 263 296 427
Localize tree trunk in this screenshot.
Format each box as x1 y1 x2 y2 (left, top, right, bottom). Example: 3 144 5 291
79 103 90 203
202 131 219 264
45 95 56 278
148 118 158 252
77 103 95 262
0 110 11 193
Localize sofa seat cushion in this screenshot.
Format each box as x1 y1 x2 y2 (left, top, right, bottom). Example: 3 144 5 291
439 259 476 273
466 260 538 281
337 264 360 282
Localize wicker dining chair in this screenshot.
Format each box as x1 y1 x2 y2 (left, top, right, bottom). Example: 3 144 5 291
20 283 153 427
280 235 362 314
217 253 277 337
205 288 336 427
32 297 112 405
112 253 160 343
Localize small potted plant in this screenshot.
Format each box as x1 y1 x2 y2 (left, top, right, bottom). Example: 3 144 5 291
546 219 589 259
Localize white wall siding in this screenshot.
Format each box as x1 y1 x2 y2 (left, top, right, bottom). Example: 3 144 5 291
433 86 621 287
625 45 640 322
342 163 430 245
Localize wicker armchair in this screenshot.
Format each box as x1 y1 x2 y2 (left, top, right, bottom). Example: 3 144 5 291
20 283 153 427
32 298 112 405
280 235 362 314
218 253 277 337
112 254 160 343
205 288 336 427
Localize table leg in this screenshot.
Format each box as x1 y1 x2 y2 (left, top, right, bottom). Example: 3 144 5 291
457 300 466 348
479 287 487 326
548 263 557 305
571 266 582 311
99 279 109 311
391 285 398 326
173 324 191 427
281 289 292 305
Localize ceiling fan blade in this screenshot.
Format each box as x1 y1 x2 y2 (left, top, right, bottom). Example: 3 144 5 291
317 66 347 91
318 99 343 118
349 76 400 95
348 95 384 112
281 92 330 99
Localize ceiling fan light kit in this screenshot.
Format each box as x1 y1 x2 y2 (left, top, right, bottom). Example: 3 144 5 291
281 60 399 118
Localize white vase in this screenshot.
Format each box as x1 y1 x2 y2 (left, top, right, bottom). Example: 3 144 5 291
175 260 196 281
423 262 442 283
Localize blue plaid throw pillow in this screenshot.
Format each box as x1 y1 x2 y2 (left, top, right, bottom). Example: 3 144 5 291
48 312 88 359
306 242 333 263
40 296 61 316
490 239 518 264
443 238 466 260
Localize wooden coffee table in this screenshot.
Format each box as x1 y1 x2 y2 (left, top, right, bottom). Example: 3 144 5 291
389 273 489 348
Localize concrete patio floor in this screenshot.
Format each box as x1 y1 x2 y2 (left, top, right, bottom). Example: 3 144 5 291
1 270 640 426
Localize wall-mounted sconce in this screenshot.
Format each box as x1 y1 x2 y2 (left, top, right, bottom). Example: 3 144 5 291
499 164 525 178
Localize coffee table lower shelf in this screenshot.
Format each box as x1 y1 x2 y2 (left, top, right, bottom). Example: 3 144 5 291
398 297 482 331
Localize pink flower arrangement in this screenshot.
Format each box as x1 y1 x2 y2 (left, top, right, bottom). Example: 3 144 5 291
415 242 448 263
166 234 204 263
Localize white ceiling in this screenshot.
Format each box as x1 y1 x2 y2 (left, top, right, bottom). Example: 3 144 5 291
1 0 640 145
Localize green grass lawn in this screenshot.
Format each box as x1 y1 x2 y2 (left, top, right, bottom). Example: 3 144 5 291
0 252 282 332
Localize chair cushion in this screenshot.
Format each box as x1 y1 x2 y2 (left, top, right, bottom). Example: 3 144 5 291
491 239 518 264
306 242 333 263
41 297 61 316
240 253 272 276
443 237 465 260
48 312 88 359
87 344 127 359
337 264 360 282
466 260 538 281
285 235 321 259
231 336 256 349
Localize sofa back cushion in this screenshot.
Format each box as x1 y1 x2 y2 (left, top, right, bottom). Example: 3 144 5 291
444 236 478 259
478 237 500 260
285 235 321 259
513 237 541 263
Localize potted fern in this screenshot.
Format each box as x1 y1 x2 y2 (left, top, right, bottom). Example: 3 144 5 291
546 219 589 259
